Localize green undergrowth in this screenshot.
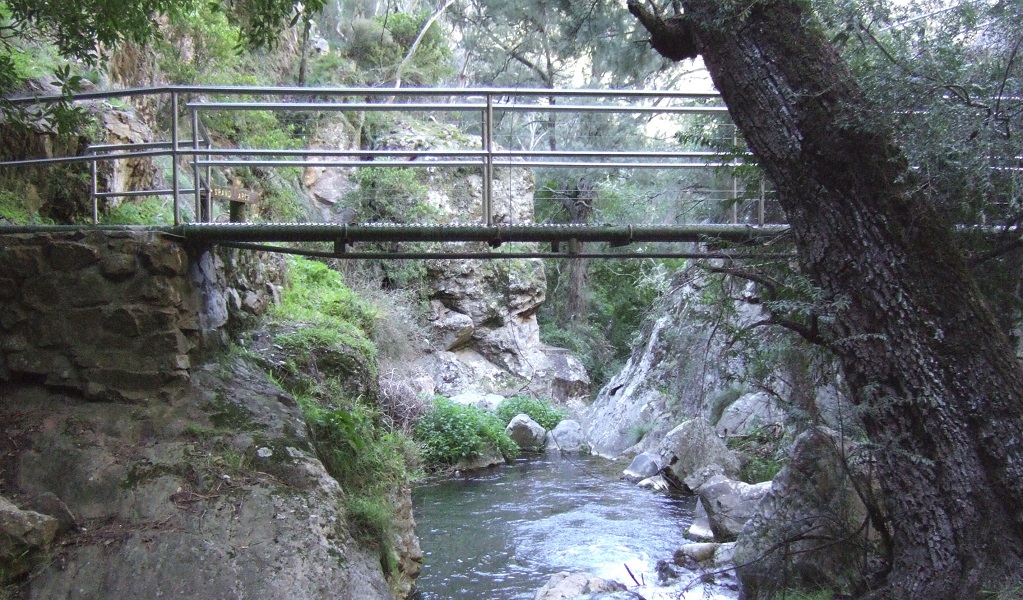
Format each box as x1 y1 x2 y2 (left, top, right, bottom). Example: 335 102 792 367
727 426 788 484
495 395 567 431
414 397 518 468
260 256 417 571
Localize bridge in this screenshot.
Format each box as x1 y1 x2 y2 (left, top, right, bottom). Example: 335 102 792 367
0 85 788 259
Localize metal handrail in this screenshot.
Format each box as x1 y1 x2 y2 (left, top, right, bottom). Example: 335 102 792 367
0 86 772 244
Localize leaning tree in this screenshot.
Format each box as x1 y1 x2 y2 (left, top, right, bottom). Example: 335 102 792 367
629 0 1023 598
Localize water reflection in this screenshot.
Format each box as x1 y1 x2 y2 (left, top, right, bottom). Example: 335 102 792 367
412 454 695 600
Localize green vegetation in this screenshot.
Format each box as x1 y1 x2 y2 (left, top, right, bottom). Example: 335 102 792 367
626 421 654 446
414 397 518 468
495 395 567 431
258 256 416 568
728 427 787 484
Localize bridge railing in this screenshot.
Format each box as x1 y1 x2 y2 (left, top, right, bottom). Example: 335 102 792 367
0 86 778 231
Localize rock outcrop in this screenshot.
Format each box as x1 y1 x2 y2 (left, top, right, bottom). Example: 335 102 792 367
1 362 402 600
0 230 419 598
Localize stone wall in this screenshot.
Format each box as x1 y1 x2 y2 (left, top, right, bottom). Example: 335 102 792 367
0 231 197 402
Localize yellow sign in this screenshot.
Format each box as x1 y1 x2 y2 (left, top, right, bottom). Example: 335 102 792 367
208 182 258 204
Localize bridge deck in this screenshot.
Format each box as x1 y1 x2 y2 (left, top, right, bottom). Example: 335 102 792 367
0 223 792 259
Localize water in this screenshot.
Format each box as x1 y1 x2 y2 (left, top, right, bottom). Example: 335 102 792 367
411 454 697 600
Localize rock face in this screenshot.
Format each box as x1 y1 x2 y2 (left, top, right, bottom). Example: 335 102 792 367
0 231 197 401
350 119 591 407
0 232 287 401
582 265 857 459
734 428 878 599
0 231 419 598
582 271 739 457
715 391 785 438
2 362 402 600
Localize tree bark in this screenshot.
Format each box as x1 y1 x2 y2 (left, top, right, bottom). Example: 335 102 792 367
630 1 1023 597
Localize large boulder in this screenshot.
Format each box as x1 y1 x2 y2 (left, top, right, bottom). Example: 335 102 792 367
658 419 741 489
534 571 627 600
545 420 587 453
734 428 879 600
506 414 547 452
622 451 662 483
696 475 772 542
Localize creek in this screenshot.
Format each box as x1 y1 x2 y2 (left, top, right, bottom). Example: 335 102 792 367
412 454 723 600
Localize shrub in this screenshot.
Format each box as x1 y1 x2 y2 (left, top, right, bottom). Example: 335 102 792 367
495 395 568 431
414 397 519 467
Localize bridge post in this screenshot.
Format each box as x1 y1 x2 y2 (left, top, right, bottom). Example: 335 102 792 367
172 91 180 226
483 94 494 226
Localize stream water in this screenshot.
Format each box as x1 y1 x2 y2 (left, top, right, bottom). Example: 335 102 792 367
411 454 710 600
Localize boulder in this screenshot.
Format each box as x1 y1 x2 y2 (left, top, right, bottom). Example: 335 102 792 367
0 495 59 576
682 463 726 494
715 391 785 437
534 571 626 600
454 443 506 471
734 428 878 600
506 414 546 452
545 420 587 453
622 451 661 482
658 419 740 488
637 475 670 492
696 475 772 541
675 542 721 563
685 498 715 542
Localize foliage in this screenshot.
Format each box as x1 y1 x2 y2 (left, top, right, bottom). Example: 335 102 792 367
540 256 679 391
495 395 567 431
345 10 453 87
102 196 175 225
727 426 787 484
414 397 519 468
352 167 431 222
626 421 654 445
263 254 419 566
272 255 378 357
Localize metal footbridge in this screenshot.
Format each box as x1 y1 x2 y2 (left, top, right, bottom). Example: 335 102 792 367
0 85 788 259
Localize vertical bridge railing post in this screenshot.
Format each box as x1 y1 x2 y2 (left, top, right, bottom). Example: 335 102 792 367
191 105 205 221
483 93 494 226
171 91 180 226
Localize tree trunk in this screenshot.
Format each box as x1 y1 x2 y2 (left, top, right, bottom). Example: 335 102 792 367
630 0 1023 597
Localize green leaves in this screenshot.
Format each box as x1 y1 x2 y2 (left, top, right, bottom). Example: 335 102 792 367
414 398 519 467
495 395 567 431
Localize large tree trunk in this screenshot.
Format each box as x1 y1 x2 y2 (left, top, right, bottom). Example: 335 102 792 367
630 1 1023 597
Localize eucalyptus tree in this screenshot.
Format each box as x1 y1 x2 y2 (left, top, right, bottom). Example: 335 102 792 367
630 0 1023 597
